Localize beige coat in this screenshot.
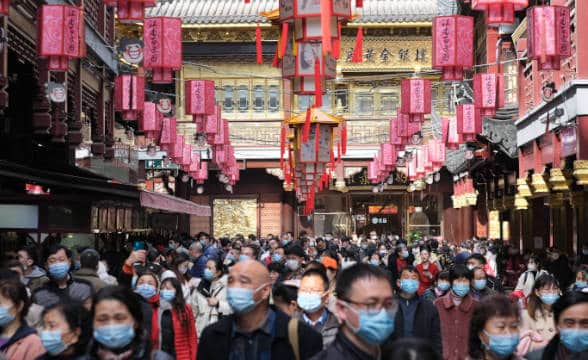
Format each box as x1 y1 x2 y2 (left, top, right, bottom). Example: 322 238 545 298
520 308 556 353
189 274 232 337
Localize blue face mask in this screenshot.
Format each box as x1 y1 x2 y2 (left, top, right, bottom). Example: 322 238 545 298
540 293 560 305
160 289 176 302
401 251 409 259
199 239 207 248
361 245 368 250
271 253 283 262
345 304 395 344
297 292 323 313
369 259 380 266
473 279 487 291
282 239 290 246
400 279 419 295
485 332 520 358
93 324 135 349
48 262 70 279
203 268 214 281
452 283 470 297
0 306 15 327
135 284 157 299
575 281 587 289
560 328 588 353
226 254 235 263
239 255 251 262
40 330 67 355
227 284 266 314
437 281 451 292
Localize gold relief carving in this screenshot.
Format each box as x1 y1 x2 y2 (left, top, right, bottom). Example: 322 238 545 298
228 122 281 146
347 120 390 144
213 198 258 238
339 36 432 72
183 29 280 43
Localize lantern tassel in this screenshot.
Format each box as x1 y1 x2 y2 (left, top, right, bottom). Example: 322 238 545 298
352 27 363 63
256 23 263 65
271 43 280 67
279 23 289 58
314 123 320 161
303 107 312 143
314 59 322 107
333 22 342 59
341 123 347 154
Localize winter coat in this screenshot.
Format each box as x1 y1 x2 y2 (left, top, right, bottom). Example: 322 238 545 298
32 278 93 308
435 292 477 360
72 268 108 292
297 309 339 349
0 324 45 360
515 270 549 297
310 331 378 360
189 274 232 337
390 295 442 356
197 308 323 360
23 266 49 292
520 308 556 353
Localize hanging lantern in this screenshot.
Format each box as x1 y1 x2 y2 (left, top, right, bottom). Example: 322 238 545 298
432 16 474 81
279 0 351 22
471 0 528 25
185 80 216 124
143 17 183 84
114 75 145 121
400 79 432 123
159 117 176 153
527 5 571 71
170 135 184 162
0 0 10 16
473 73 504 117
443 116 462 150
103 0 156 23
397 110 421 144
180 142 192 169
140 102 158 140
381 143 396 172
456 104 480 142
37 5 85 71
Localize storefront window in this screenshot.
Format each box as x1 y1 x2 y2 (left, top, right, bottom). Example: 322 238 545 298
297 95 312 112
223 85 233 112
335 85 348 114
253 85 264 112
238 85 249 112
268 85 280 112
355 92 373 115
380 93 398 115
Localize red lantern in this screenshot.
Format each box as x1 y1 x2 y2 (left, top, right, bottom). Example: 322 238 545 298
381 143 396 171
432 16 474 81
143 17 183 84
456 104 480 142
170 135 184 162
527 6 571 71
471 0 528 24
159 117 176 152
279 0 351 22
181 142 191 168
114 75 145 121
185 80 216 123
443 116 462 150
0 0 10 16
103 0 156 22
401 79 432 123
37 5 85 71
473 73 504 117
140 102 159 140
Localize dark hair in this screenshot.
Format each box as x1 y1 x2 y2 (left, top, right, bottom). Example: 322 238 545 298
384 338 441 360
92 286 144 345
436 270 450 282
44 244 72 263
0 279 29 319
18 246 39 265
267 261 284 274
301 269 329 291
272 283 298 304
553 289 588 324
80 249 100 270
42 302 91 354
526 274 559 321
206 257 226 277
467 253 487 265
528 255 542 269
468 295 520 359
400 265 419 278
136 272 159 289
242 244 260 260
336 263 391 302
304 261 326 274
450 264 473 282
160 277 190 329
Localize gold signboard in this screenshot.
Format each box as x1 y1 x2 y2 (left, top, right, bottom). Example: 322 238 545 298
213 198 258 238
488 210 500 240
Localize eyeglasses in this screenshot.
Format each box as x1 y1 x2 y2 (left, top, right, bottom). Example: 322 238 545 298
340 298 397 315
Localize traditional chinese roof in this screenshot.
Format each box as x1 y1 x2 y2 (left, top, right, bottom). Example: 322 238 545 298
149 0 456 26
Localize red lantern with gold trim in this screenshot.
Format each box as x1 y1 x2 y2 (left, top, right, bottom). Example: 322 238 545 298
37 5 85 71
114 75 145 121
527 6 571 71
143 17 183 84
432 16 474 81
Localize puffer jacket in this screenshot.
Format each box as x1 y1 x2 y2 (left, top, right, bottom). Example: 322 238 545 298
189 274 232 337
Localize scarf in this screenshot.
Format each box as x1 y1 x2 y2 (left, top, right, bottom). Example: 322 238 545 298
146 294 160 350
96 347 134 360
171 304 198 360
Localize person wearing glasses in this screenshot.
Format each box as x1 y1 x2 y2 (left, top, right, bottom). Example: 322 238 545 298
310 263 396 360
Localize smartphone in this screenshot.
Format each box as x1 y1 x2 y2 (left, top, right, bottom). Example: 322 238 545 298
133 240 146 251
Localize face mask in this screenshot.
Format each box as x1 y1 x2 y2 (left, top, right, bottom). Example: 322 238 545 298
135 284 157 299
286 259 300 272
379 251 387 257
0 306 15 327
452 283 470 297
48 262 70 279
226 254 235 263
282 239 290 246
484 331 520 357
325 236 332 241
473 279 487 291
239 255 251 262
361 245 368 250
179 265 189 274
40 330 67 355
297 292 323 313
199 239 207 248
168 242 177 250
401 251 409 259
559 328 588 353
93 324 135 349
370 236 378 241
344 305 395 345
369 259 380 266
527 263 537 272
540 293 560 305
309 242 316 247
271 253 282 262
437 282 451 292
227 284 266 314
467 264 476 271
400 279 419 295
160 289 176 302
575 281 587 289
203 268 214 281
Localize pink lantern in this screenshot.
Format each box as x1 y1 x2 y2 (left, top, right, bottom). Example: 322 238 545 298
432 16 474 81
143 17 183 83
381 143 396 171
473 73 504 117
194 162 208 184
471 0 528 24
185 80 216 123
159 117 177 152
400 79 432 123
103 0 156 22
37 5 85 71
527 6 571 71
0 0 10 16
170 135 184 162
140 102 158 139
389 116 403 149
114 75 145 121
456 104 480 142
181 143 191 168
443 116 461 150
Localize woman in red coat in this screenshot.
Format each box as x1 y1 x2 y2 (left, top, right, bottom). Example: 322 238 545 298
416 247 439 295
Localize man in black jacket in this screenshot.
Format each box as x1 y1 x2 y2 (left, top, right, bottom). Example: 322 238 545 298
388 265 442 356
198 260 323 360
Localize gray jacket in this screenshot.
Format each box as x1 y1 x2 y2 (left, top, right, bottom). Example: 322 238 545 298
298 309 340 349
32 277 93 308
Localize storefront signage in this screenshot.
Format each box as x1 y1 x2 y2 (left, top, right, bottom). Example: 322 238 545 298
560 126 577 157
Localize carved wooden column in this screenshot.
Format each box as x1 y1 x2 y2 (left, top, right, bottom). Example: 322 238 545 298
32 59 52 136
91 78 105 156
67 59 83 153
50 72 67 143
104 71 115 160
0 16 8 113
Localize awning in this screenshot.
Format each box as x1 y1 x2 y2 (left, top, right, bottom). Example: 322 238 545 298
140 191 211 216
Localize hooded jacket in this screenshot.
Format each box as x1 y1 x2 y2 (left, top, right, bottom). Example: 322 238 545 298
0 324 45 360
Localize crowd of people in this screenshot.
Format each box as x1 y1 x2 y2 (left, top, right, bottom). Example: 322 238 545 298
0 230 586 360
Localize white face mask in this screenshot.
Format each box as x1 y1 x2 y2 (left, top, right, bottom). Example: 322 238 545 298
286 259 300 272
527 263 537 272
